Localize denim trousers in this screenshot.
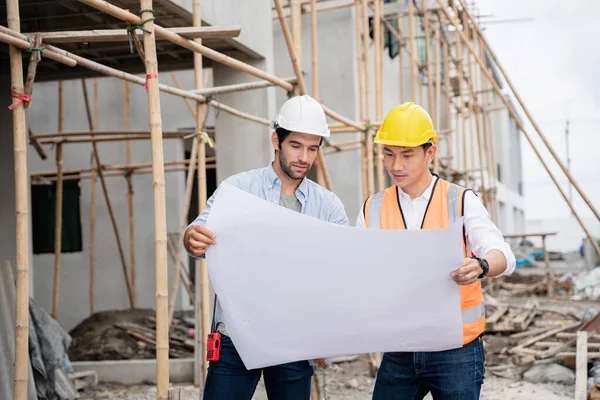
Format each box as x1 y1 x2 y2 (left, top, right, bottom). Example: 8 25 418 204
372 336 485 400
203 335 314 400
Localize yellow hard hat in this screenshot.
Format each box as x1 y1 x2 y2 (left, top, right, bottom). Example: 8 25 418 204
374 102 438 147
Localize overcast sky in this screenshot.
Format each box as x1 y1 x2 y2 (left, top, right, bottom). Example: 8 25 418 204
473 0 600 221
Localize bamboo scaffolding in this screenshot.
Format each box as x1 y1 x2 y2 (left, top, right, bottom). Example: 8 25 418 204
32 159 211 177
436 0 600 259
0 27 76 67
308 0 326 187
361 0 374 196
35 26 241 43
134 2 169 398
374 0 384 192
422 0 434 114
433 21 441 174
32 165 217 184
457 0 600 224
51 142 64 319
274 0 334 191
122 80 136 308
468 28 487 207
89 80 97 315
81 79 135 307
189 77 296 96
398 1 404 104
167 136 198 326
38 133 189 144
442 38 452 171
0 25 273 127
7 0 31 398
32 130 191 140
479 36 498 221
194 0 210 385
79 0 294 92
407 2 416 101
354 0 367 200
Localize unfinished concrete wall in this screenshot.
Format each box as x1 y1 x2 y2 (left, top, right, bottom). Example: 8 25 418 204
273 6 362 223
26 76 189 332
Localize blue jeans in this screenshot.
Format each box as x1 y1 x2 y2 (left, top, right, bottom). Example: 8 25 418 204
203 335 314 400
372 337 485 400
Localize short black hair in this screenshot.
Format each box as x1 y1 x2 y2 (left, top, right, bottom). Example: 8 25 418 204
275 127 324 149
422 142 433 152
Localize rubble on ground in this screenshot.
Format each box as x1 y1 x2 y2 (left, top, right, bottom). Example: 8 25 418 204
68 309 194 361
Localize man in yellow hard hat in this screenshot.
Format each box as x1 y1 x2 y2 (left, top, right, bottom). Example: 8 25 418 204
357 102 515 399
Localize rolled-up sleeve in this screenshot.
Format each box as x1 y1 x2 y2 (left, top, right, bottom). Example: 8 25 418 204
463 191 516 276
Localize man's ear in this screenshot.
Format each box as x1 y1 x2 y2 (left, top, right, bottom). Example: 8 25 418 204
428 145 437 164
271 131 279 150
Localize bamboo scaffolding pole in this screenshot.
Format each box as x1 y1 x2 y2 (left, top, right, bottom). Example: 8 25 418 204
443 38 452 171
408 2 416 101
0 27 76 67
374 0 384 191
354 0 367 200
308 0 326 187
457 0 600 223
478 36 497 221
468 29 487 207
310 0 318 99
194 0 210 384
433 22 441 174
32 130 190 140
274 0 334 191
7 0 31 398
167 137 198 326
325 145 361 155
121 80 136 308
51 142 64 319
189 77 296 96
32 159 207 177
32 165 216 184
463 13 476 187
437 0 600 259
398 0 404 104
38 133 188 144
82 78 134 307
0 25 272 128
422 0 434 114
88 79 100 315
88 81 97 315
134 2 170 397
361 0 374 196
450 2 466 183
35 26 241 43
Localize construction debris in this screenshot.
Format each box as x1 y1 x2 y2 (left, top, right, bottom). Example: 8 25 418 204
68 309 194 361
572 267 600 301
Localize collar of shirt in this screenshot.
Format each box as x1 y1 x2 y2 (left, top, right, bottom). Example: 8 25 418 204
265 162 308 205
396 174 438 203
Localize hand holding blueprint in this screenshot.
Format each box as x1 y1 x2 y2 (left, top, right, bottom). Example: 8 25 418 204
205 182 465 369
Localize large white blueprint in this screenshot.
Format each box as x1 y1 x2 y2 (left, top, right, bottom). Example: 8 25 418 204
205 182 465 369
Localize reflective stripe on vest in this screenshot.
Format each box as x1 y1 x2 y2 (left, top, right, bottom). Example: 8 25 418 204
365 179 485 344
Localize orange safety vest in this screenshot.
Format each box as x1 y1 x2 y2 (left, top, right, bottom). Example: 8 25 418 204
363 177 485 345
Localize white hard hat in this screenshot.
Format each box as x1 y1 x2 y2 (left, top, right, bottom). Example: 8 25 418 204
271 95 330 137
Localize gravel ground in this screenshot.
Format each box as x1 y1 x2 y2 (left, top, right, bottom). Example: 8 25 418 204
80 356 574 400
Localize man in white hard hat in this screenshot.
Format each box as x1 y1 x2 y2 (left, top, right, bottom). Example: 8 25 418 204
184 95 349 399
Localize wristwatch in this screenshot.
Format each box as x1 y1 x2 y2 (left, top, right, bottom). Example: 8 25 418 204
472 256 490 279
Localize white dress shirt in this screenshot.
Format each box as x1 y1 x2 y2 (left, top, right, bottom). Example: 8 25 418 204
356 176 516 276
